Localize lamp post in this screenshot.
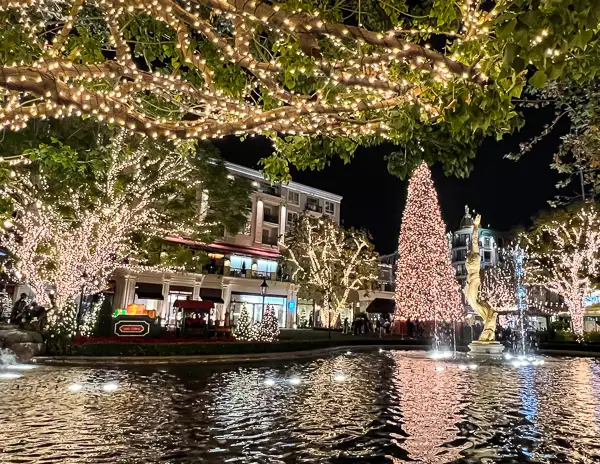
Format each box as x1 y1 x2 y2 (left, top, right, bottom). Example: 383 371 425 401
260 278 269 322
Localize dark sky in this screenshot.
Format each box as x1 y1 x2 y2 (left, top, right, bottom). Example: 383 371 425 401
215 108 567 255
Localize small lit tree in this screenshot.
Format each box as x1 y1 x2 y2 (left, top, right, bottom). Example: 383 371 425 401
234 302 254 341
254 304 280 342
283 215 378 331
523 204 600 339
394 162 463 322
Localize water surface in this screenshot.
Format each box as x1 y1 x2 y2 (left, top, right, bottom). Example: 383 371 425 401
1 351 599 463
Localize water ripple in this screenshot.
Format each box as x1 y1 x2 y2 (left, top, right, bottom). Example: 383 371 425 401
0 352 599 463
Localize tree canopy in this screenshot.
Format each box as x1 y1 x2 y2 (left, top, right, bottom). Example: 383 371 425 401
1 0 599 180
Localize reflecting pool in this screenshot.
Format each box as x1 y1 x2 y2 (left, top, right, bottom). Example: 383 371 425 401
1 351 600 463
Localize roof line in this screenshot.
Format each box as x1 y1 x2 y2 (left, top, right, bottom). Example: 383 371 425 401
225 162 343 203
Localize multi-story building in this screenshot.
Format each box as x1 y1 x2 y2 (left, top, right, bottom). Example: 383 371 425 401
111 162 343 329
450 206 505 287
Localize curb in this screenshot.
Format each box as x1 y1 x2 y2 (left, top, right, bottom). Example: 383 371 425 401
33 344 429 366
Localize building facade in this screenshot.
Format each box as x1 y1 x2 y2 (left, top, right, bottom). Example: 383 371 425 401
112 162 343 330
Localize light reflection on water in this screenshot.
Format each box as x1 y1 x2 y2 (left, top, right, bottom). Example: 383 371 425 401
0 351 599 463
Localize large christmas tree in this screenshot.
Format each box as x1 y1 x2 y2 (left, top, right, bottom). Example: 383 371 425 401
394 163 463 322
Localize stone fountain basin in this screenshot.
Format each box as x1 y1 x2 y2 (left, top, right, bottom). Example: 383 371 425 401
0 323 44 362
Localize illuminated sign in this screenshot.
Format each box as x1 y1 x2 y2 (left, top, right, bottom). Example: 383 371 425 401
288 300 296 311
114 320 150 337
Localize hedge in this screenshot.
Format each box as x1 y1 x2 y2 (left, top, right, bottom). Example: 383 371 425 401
65 338 425 357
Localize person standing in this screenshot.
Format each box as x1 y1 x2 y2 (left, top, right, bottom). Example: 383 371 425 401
10 293 28 324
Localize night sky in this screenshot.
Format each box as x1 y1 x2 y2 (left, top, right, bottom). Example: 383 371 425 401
215 107 567 255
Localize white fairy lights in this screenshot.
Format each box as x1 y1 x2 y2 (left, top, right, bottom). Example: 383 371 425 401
394 163 463 322
523 205 600 340
0 130 215 332
0 0 487 141
283 215 378 328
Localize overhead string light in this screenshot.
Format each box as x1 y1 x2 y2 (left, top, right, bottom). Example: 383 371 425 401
0 0 489 141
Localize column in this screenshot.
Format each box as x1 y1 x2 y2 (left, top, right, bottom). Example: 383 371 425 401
255 199 264 245
222 283 232 325
279 204 286 244
160 277 171 320
192 276 204 300
286 283 297 328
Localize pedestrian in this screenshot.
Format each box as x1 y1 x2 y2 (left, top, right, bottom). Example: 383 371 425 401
343 317 349 334
10 293 28 324
376 318 382 338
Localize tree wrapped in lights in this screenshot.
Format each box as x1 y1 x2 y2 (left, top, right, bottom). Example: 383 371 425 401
1 0 599 181
0 127 250 333
523 204 600 340
394 162 463 322
254 304 280 342
234 302 254 341
283 214 378 330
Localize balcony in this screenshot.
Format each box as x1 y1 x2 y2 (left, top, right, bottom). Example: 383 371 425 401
262 236 278 246
263 212 279 224
258 184 281 197
305 203 322 213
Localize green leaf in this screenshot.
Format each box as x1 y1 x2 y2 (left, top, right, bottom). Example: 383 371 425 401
497 19 517 40
503 43 520 67
529 71 547 88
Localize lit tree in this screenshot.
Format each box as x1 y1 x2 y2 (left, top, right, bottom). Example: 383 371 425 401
479 245 526 314
234 302 254 341
1 1 599 181
0 128 250 333
523 204 600 339
394 162 463 322
254 304 280 342
283 214 378 330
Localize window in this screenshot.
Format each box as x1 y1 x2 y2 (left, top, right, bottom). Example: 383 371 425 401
287 211 299 228
455 264 466 276
483 251 491 262
453 249 466 262
241 220 251 235
325 201 335 215
484 237 491 248
287 190 299 205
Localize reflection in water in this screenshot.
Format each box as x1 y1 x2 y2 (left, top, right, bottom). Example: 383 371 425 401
389 354 468 464
0 353 599 463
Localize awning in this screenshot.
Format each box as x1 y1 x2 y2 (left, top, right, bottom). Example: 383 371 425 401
200 287 224 304
173 299 214 310
200 295 225 304
135 283 164 300
135 291 164 300
365 298 396 314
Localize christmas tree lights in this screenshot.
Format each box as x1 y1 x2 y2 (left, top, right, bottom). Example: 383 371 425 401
234 302 254 341
394 162 463 322
523 204 600 340
253 304 280 342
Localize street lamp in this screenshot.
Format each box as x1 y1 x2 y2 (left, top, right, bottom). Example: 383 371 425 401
260 278 269 322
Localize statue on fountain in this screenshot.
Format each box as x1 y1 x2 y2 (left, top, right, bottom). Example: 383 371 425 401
463 211 504 357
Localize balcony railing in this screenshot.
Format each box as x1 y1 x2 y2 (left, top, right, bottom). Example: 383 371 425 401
262 236 278 245
259 185 281 197
305 203 322 213
263 213 279 224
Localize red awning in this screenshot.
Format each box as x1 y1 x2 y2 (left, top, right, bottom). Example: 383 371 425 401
166 236 281 259
173 299 214 310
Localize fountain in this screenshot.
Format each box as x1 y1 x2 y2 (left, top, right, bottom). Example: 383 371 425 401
464 215 504 359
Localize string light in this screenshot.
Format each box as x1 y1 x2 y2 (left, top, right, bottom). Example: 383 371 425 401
0 130 217 333
394 162 463 322
0 0 486 141
253 304 280 342
283 215 378 328
523 205 600 340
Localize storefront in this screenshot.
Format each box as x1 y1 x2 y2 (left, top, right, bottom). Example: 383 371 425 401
296 298 315 328
229 292 287 328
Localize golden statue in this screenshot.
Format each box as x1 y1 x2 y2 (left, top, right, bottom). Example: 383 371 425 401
464 213 498 342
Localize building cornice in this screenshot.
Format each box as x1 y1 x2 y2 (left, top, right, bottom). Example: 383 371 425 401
225 162 343 203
